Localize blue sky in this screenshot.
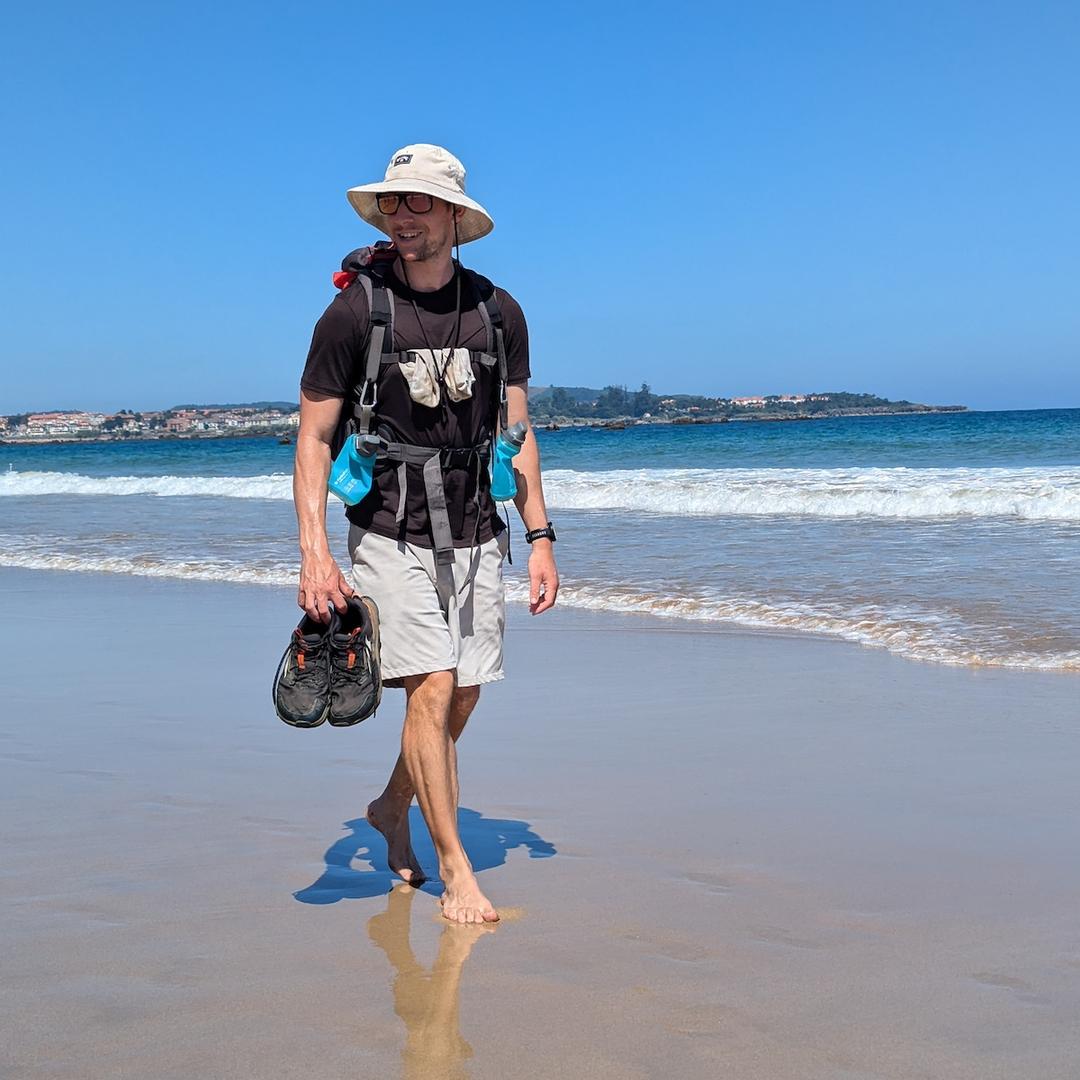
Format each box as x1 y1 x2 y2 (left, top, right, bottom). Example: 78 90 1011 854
2 1 1078 412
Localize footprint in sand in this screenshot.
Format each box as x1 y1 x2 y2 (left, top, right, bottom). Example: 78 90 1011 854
62 768 117 780
970 972 1049 1006
615 927 711 964
749 925 824 950
682 870 735 896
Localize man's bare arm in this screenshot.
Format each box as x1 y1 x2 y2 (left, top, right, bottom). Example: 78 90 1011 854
507 383 559 615
293 389 355 623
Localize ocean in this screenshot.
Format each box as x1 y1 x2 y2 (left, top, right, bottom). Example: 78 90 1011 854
2 408 1078 672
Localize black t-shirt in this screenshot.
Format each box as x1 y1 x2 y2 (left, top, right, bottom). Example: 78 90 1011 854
301 264 530 547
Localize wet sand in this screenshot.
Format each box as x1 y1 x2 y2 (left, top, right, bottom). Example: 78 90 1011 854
3 566 1080 1079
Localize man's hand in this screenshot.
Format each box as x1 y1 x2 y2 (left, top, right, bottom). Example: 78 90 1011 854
528 543 559 615
298 551 355 624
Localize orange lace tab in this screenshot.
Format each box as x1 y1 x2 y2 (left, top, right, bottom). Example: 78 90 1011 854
347 651 356 669
297 652 306 670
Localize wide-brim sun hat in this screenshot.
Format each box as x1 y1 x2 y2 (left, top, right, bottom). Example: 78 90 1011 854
346 144 494 245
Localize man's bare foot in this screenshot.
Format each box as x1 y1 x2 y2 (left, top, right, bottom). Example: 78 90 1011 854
367 799 426 884
439 870 499 924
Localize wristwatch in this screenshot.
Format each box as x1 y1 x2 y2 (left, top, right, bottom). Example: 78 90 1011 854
525 521 557 544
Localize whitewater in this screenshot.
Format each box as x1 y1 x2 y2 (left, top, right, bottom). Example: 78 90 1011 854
0 542 1075 673
4 465 1080 522
3 410 1078 673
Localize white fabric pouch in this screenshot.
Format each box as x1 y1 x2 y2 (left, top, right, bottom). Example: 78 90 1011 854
398 348 475 407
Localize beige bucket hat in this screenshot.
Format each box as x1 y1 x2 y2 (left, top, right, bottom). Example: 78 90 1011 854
346 144 494 245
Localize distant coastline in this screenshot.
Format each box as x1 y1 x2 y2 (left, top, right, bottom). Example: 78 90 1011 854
0 403 299 447
0 390 966 446
527 385 966 430
537 405 967 433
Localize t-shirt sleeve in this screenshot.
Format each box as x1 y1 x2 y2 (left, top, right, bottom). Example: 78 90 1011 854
299 290 367 398
496 289 531 387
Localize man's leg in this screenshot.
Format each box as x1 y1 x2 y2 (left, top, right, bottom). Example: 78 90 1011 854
367 681 480 883
401 672 497 923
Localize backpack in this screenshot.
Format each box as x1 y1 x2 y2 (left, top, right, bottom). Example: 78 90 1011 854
331 246 511 566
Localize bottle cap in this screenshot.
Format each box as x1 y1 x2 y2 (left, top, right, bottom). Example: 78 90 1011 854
503 420 528 448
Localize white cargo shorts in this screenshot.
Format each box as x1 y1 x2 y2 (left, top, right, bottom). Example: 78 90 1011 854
348 525 508 688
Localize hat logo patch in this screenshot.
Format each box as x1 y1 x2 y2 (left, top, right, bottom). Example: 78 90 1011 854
392 154 413 167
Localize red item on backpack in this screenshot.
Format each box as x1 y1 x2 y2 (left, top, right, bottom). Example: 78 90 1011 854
332 243 398 290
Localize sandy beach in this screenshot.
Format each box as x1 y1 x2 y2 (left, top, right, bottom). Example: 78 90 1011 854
3 566 1080 1079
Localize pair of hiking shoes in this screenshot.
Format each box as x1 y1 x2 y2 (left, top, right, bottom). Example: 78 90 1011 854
272 596 382 728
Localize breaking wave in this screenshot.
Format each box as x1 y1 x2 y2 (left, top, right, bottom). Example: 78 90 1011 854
3 466 1080 521
0 470 294 500
1 548 1076 672
0 549 296 587
504 581 1080 673
542 467 1080 521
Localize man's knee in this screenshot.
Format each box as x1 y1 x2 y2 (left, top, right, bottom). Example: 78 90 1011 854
403 670 457 718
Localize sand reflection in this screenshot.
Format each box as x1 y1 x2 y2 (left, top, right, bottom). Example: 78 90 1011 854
368 883 495 1080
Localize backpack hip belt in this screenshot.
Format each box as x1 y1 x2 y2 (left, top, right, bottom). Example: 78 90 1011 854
377 440 491 566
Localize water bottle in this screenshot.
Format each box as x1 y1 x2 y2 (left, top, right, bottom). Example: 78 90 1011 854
328 433 381 505
490 421 528 502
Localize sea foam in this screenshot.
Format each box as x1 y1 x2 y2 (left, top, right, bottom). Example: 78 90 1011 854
1 548 1076 672
542 466 1080 521
502 580 1080 673
4 466 1080 521
0 471 294 500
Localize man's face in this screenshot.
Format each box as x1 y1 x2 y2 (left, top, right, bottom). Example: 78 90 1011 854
381 194 462 263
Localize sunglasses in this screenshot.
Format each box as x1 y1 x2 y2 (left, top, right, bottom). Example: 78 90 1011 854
376 192 434 215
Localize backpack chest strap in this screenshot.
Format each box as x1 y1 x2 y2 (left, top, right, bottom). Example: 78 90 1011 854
352 268 508 434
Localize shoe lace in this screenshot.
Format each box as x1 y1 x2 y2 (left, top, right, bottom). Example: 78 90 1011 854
331 630 370 674
293 633 328 679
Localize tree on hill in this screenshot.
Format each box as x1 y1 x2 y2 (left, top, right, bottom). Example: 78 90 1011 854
632 382 657 417
594 385 629 418
550 386 574 415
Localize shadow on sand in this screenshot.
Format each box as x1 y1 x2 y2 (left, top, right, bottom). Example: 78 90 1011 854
294 807 556 904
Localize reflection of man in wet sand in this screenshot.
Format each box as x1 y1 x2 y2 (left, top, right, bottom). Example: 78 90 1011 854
368 884 494 1080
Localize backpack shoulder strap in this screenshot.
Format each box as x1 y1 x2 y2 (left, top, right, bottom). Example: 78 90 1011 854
464 268 509 431
351 269 395 434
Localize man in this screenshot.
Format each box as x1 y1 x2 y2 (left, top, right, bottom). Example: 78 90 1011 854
293 144 558 924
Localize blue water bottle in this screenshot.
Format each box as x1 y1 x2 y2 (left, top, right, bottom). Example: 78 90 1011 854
328 433 381 505
490 421 528 502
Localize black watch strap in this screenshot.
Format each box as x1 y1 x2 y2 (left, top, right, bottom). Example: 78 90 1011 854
525 521 557 544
